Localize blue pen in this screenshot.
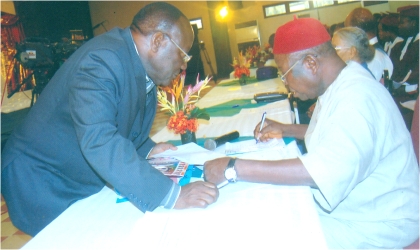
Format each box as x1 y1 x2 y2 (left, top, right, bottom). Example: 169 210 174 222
256 112 267 144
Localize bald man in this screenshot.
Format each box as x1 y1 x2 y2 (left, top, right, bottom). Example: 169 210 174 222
2 2 218 236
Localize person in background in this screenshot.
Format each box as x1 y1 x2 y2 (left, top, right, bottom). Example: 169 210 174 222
345 7 394 81
332 26 375 78
389 5 419 130
1 2 219 236
328 21 344 38
378 14 404 57
390 5 419 97
264 33 277 67
204 17 419 249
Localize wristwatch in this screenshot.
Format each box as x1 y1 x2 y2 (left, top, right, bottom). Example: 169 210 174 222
224 158 237 183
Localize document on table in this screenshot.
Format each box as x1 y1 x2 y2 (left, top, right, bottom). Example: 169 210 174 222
225 138 282 155
236 139 302 160
151 142 225 165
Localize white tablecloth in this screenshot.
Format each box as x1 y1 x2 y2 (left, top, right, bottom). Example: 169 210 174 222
21 76 328 250
22 184 327 250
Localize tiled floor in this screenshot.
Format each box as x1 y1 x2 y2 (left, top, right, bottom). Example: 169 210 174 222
1 196 32 249
0 79 217 249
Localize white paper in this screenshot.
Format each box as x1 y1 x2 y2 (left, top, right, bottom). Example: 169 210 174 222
224 138 283 155
151 142 225 164
400 100 416 111
236 140 302 161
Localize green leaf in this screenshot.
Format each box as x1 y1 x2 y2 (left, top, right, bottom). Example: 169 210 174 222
189 107 210 120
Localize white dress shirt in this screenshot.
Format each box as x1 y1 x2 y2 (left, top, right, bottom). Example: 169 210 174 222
300 61 419 248
367 37 394 80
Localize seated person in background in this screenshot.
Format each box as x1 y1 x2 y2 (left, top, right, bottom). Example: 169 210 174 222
204 17 419 249
1 2 219 237
328 21 344 38
390 5 419 97
378 14 404 57
332 26 375 78
345 7 394 81
264 33 277 67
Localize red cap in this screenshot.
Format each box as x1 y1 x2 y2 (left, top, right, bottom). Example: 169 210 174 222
398 5 419 17
273 17 330 54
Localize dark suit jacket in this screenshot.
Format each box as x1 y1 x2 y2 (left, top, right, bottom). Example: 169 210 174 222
1 27 173 236
390 37 419 85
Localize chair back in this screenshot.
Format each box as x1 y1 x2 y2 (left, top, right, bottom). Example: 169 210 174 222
256 66 278 80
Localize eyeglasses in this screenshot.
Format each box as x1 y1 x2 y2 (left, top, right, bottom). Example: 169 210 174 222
279 59 300 83
163 33 192 63
132 22 192 63
334 46 351 51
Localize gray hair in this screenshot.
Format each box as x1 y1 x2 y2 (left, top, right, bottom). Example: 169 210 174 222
333 27 375 63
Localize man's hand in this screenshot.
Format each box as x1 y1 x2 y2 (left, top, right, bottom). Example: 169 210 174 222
203 157 231 185
253 118 285 142
149 142 177 157
174 181 219 209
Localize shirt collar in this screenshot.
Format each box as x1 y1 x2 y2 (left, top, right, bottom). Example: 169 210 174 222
131 31 155 93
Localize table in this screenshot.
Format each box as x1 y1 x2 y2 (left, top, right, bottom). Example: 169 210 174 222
21 77 328 249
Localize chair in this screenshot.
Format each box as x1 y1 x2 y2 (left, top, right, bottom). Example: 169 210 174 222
256 66 278 80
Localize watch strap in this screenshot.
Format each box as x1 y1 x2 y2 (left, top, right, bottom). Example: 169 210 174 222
225 157 237 182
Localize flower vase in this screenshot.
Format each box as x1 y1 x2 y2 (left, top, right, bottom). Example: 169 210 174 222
181 130 197 144
239 74 247 85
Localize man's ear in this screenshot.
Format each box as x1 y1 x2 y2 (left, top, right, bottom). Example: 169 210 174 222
150 32 165 53
349 46 357 60
304 54 319 75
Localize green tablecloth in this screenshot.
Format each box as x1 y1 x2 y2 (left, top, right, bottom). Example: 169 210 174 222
218 76 259 86
168 136 295 147
205 99 268 117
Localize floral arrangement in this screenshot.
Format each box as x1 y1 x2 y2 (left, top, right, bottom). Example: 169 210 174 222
157 71 211 134
246 45 268 66
232 51 251 79
246 45 260 61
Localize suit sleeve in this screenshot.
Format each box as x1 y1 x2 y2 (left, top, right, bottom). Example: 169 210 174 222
68 49 173 212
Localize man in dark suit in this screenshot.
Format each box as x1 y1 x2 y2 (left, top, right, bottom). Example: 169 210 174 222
1 2 218 236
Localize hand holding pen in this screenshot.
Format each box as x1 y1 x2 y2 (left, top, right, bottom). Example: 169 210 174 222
255 112 267 144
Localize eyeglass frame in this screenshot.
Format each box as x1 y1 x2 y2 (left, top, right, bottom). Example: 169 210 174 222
162 33 192 63
334 46 351 51
279 58 301 83
132 22 192 63
279 54 318 83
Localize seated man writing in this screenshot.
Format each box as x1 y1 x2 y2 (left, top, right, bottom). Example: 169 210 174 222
204 17 419 249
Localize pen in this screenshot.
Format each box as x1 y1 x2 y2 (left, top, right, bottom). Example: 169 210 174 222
256 112 267 144
217 180 229 189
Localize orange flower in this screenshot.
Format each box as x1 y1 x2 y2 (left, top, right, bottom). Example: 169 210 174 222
167 110 199 134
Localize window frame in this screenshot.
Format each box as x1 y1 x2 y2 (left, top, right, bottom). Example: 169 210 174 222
262 1 385 19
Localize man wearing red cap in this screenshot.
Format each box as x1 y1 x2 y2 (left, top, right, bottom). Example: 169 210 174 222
204 17 418 249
